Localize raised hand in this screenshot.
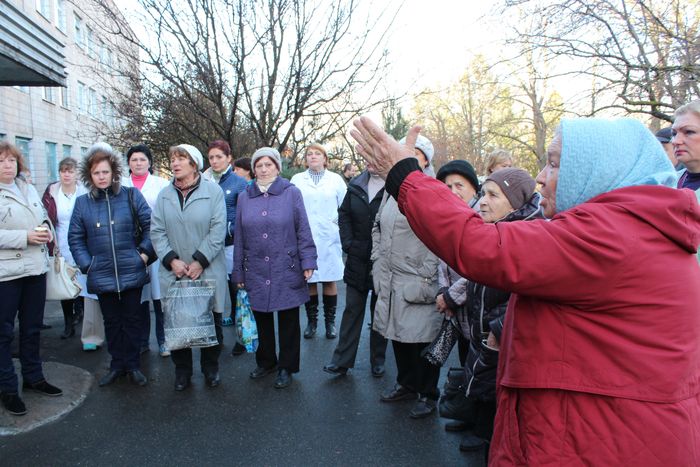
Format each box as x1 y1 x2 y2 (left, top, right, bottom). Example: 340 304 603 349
350 116 421 179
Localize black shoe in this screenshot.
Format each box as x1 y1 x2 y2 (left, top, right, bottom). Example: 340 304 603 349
174 374 191 391
231 343 245 356
323 363 348 376
205 372 221 388
60 324 75 339
249 366 277 379
303 321 317 339
325 321 337 339
1 392 27 416
128 370 148 386
459 434 489 452
274 369 292 389
98 370 125 387
371 365 385 378
445 420 470 432
409 396 437 419
22 379 63 396
140 346 150 355
40 323 52 330
380 384 416 403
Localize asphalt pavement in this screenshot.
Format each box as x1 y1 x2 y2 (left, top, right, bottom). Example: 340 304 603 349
0 283 482 466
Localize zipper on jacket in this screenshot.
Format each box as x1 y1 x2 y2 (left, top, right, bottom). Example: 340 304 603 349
105 190 121 296
465 358 479 397
478 286 486 336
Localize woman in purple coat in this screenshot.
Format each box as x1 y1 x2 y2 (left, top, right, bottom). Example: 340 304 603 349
232 147 317 389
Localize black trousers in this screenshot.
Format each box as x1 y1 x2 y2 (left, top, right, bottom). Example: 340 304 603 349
171 313 223 377
98 287 144 371
0 274 46 393
331 286 387 368
253 308 300 373
392 340 441 400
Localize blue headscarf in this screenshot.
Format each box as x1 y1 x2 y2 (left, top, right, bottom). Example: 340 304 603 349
556 118 678 213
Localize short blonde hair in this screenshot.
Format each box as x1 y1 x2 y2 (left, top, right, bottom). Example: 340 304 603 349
674 99 700 120
486 149 513 175
305 143 328 168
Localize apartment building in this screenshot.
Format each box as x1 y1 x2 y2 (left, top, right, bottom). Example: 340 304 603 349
0 0 138 190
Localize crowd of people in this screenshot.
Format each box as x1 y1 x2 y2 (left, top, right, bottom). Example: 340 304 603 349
1 98 699 464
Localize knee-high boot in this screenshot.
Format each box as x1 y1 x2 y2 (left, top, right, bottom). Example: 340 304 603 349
60 300 75 339
304 295 319 339
323 294 337 339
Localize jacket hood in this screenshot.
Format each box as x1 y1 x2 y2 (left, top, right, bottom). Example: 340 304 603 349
80 143 124 197
581 185 700 254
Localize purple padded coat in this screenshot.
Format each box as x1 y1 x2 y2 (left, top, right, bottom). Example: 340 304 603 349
232 176 317 312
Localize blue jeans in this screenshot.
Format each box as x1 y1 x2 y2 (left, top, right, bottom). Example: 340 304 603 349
0 274 46 393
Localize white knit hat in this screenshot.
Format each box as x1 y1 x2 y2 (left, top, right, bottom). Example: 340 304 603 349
176 144 204 170
399 134 434 162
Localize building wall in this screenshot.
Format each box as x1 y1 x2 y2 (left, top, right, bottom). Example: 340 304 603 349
0 0 138 191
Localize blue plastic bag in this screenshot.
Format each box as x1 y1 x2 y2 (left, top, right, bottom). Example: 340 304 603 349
235 289 258 352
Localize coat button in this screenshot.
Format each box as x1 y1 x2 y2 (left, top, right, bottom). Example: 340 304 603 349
16 253 21 258
265 280 270 285
264 193 269 198
264 256 269 261
262 211 267 216
262 233 268 239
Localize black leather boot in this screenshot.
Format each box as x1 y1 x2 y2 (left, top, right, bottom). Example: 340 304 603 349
60 302 75 339
303 297 319 339
323 294 337 339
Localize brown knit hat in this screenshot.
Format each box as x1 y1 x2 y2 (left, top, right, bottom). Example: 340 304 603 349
485 168 536 210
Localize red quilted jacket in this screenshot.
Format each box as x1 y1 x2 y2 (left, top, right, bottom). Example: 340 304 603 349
397 171 700 465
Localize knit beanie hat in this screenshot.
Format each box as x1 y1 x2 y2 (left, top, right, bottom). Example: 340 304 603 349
485 168 536 210
436 160 480 192
176 144 204 170
557 118 677 213
251 147 282 174
399 134 434 162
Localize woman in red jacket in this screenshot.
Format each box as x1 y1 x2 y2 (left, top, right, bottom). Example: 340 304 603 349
351 117 700 466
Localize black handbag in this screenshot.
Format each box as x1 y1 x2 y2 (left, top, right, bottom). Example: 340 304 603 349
422 318 461 367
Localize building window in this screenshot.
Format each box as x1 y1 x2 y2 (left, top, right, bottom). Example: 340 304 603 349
62 144 72 160
15 137 32 171
0 134 5 141
74 14 84 49
46 142 58 182
13 86 29 93
60 82 69 109
87 27 95 58
36 0 51 20
56 0 67 32
77 81 87 113
89 88 97 117
81 147 88 157
43 87 56 104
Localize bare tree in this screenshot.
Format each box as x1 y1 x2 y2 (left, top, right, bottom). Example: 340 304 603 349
502 0 700 123
92 0 396 167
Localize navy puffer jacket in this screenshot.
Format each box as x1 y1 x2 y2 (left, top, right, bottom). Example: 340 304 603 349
203 167 247 246
68 186 155 294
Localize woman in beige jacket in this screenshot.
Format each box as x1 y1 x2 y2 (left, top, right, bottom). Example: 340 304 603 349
0 141 63 417
371 135 442 419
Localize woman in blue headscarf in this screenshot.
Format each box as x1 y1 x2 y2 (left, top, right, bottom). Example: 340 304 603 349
351 117 700 466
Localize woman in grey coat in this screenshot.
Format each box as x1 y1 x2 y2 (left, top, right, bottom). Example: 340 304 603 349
232 147 317 389
372 135 443 419
150 144 227 391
